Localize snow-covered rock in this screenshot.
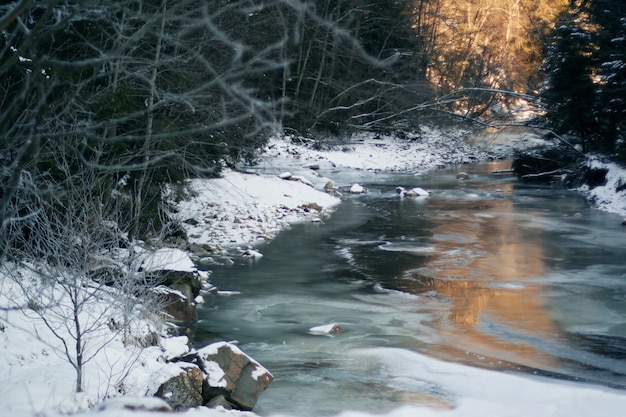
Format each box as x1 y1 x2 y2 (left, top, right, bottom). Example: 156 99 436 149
155 364 204 411
140 248 197 273
396 186 429 197
308 323 343 336
197 341 273 411
153 341 273 412
350 183 366 194
242 248 263 259
405 187 430 197
578 156 626 217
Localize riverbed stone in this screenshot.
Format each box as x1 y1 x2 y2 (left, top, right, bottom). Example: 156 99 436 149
164 341 273 411
350 183 366 194
155 364 204 411
196 342 273 411
405 187 429 197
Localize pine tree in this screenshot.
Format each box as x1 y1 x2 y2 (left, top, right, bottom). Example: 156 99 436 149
542 0 626 158
542 1 598 153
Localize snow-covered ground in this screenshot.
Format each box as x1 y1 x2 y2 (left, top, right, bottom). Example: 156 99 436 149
579 155 626 217
174 127 513 252
2 127 626 417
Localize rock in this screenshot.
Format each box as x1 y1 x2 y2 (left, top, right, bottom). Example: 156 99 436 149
278 171 292 179
308 323 343 335
242 248 263 259
304 163 320 170
290 175 314 188
206 395 235 410
160 270 202 299
456 172 470 180
196 341 273 411
139 249 203 323
350 183 366 194
155 364 205 411
156 285 199 323
404 187 429 197
301 202 323 212
622 218 626 226
164 342 273 411
188 244 209 257
184 218 199 226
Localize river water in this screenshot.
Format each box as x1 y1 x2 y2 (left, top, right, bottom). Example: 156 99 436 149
194 161 626 416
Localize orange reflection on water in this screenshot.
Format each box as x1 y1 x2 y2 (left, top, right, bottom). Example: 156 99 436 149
409 177 561 369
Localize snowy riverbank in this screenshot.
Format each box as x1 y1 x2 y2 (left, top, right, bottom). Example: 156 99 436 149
2 127 626 417
175 128 626 256
174 127 516 253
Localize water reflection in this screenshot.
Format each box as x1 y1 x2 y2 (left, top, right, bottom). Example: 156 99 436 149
396 172 563 370
197 159 626 414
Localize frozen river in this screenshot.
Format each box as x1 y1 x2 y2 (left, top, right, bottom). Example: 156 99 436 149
195 160 626 416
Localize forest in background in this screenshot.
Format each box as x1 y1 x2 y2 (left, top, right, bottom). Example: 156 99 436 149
1 0 624 265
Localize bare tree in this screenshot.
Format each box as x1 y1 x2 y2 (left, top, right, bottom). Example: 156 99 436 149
2 146 169 393
0 0 338 395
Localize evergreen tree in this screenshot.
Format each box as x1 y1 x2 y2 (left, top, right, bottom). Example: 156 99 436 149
542 0 626 158
542 2 598 152
591 0 626 157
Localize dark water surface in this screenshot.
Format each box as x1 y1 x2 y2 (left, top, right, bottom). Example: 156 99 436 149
194 161 626 416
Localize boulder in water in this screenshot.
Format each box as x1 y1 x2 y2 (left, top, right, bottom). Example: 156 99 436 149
405 187 429 197
308 323 343 336
350 183 366 194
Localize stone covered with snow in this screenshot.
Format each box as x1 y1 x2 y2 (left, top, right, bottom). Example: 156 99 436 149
350 183 366 194
308 323 343 336
160 341 273 411
155 363 204 411
196 341 273 411
139 248 204 324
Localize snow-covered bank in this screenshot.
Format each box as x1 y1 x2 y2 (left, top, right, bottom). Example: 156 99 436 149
263 128 485 172
175 128 504 252
578 156 626 217
175 170 340 251
3 128 626 417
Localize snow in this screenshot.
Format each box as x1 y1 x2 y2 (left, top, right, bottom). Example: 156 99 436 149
349 183 366 194
2 129 626 417
203 360 228 388
263 128 483 172
161 336 191 360
308 323 342 336
578 156 626 217
341 348 626 417
175 169 340 250
140 248 197 273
